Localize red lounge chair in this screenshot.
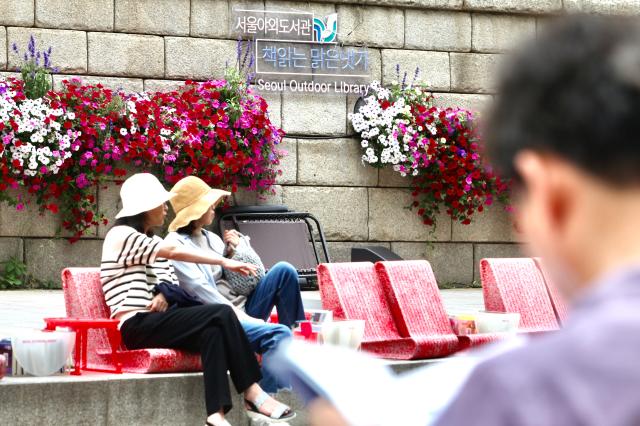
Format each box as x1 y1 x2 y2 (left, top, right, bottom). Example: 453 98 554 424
533 258 570 324
318 262 459 359
375 260 503 351
62 268 201 374
480 258 560 332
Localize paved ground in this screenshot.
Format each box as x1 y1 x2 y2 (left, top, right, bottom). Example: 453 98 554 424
0 288 483 335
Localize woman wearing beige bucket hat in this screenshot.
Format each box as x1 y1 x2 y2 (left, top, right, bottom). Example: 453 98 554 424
165 176 304 400
165 176 304 329
100 173 295 426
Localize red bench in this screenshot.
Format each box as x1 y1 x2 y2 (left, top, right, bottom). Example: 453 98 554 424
61 268 201 374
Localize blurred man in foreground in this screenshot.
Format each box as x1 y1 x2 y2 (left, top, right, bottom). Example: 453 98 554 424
310 14 640 425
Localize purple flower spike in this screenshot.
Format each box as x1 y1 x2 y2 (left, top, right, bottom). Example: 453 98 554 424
236 37 243 63
411 66 420 87
28 35 36 58
242 39 251 69
11 42 18 54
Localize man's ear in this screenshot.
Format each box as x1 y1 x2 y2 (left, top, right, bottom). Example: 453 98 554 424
514 150 548 198
514 150 575 235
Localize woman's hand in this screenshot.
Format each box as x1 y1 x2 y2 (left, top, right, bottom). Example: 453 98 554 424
147 293 169 312
222 258 258 276
223 229 241 249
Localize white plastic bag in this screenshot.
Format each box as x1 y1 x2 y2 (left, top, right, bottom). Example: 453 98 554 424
12 330 75 376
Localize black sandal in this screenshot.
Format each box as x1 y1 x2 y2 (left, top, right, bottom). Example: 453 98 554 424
244 391 296 423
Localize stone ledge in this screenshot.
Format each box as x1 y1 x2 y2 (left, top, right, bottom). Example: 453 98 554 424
190 0 232 38
564 0 640 14
0 1 34 26
405 10 471 52
232 185 284 207
297 138 378 187
378 165 412 188
464 0 562 13
0 27 5 70
451 203 519 243
165 37 236 80
276 138 297 185
368 188 452 242
337 4 405 49
24 238 103 285
282 186 368 241
281 94 347 136
284 0 561 14
0 237 23 263
382 49 450 91
0 188 98 239
450 52 502 93
115 0 190 36
431 92 492 113
0 358 434 425
7 27 87 74
88 32 164 78
35 0 114 31
471 13 536 53
391 241 474 286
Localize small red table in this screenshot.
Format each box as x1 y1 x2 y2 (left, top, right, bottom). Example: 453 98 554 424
43 318 122 375
293 321 318 341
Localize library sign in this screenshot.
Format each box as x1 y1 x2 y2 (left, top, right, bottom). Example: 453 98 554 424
232 8 371 94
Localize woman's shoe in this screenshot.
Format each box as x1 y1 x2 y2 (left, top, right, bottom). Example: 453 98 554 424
244 391 296 423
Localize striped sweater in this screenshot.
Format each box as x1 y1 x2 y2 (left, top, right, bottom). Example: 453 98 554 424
100 225 178 319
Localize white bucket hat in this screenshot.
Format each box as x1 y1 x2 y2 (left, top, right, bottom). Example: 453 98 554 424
115 173 176 219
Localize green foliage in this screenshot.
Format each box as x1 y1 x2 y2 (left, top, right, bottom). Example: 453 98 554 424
19 62 52 100
0 257 27 289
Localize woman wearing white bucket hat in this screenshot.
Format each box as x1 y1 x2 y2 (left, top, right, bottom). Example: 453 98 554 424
164 176 304 397
100 173 295 426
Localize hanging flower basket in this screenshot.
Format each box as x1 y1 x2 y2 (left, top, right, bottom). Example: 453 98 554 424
0 37 285 241
349 79 509 227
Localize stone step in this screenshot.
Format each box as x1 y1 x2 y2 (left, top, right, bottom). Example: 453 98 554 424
0 359 437 426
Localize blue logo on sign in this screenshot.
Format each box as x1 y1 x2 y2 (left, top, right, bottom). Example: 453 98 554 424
313 13 337 43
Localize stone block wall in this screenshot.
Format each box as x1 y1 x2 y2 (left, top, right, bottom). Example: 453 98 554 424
0 0 630 286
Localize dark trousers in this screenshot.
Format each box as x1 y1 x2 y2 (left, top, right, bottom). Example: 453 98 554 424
120 304 262 415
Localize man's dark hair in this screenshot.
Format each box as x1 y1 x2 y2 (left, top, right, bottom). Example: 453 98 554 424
486 14 640 185
113 212 154 237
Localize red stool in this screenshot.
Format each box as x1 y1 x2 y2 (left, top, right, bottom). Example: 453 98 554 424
43 317 122 375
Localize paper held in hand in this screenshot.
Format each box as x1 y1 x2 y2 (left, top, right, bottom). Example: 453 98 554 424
266 337 527 426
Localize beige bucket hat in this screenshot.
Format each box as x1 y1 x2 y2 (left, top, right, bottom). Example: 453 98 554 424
168 176 230 232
